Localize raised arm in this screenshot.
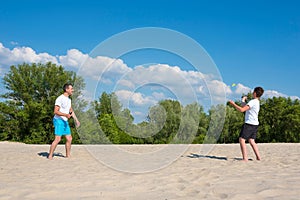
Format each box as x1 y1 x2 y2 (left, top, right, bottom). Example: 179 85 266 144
229 100 250 113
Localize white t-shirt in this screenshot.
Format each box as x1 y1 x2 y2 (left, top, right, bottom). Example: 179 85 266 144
245 99 260 125
54 94 71 121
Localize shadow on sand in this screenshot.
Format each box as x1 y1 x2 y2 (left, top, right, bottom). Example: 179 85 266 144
233 157 253 161
187 153 228 161
38 152 65 158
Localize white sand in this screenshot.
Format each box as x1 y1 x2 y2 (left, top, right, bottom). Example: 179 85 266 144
0 142 299 200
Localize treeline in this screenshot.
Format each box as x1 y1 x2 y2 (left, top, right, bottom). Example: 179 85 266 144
0 63 299 144
0 62 85 144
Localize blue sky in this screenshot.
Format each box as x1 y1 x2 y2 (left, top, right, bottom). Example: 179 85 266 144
0 0 299 121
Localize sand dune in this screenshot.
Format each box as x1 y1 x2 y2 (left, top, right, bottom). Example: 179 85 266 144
0 142 299 199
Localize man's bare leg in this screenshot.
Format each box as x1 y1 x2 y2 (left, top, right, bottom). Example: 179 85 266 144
239 137 248 161
65 135 72 158
249 138 261 160
48 136 61 159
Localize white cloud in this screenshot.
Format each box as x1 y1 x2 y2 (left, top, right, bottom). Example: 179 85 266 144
206 80 229 96
74 54 132 81
224 83 252 101
59 49 88 68
290 96 300 100
226 85 300 101
152 92 166 100
264 90 287 99
116 64 202 101
234 84 252 95
115 90 156 106
0 43 58 66
0 43 132 83
0 41 299 109
117 79 135 89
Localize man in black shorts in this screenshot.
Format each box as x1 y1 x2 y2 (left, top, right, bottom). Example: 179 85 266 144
240 123 258 140
229 87 264 161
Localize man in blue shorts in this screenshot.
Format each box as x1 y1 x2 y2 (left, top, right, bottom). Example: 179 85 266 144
48 83 80 159
229 87 264 162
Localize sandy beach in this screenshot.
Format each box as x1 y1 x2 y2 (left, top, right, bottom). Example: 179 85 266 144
0 142 299 200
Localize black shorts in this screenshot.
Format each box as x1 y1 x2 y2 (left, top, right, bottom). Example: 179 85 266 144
240 123 259 140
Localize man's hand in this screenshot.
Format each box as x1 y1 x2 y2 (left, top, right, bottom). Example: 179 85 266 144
242 96 247 102
75 120 80 128
229 100 235 105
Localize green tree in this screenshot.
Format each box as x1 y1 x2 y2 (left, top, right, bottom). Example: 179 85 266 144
259 97 300 142
219 104 244 143
174 103 201 144
95 92 122 116
150 100 181 143
205 104 226 143
0 62 85 144
86 91 300 144
94 92 137 144
192 105 209 144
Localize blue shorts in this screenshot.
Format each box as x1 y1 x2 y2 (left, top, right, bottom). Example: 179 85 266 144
53 118 71 136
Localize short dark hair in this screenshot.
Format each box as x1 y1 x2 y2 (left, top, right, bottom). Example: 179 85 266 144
63 83 73 92
254 87 264 98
